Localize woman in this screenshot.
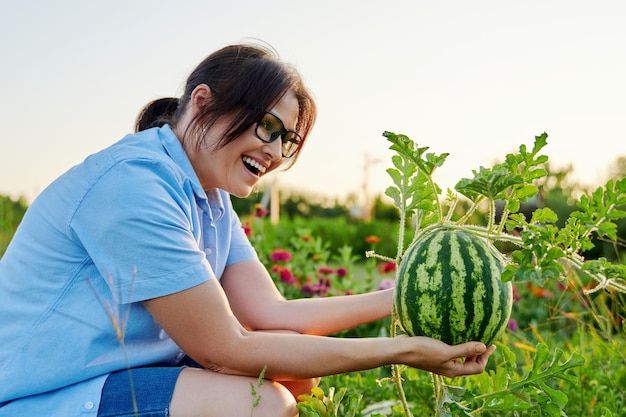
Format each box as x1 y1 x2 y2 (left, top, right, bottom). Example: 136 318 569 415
0 43 495 417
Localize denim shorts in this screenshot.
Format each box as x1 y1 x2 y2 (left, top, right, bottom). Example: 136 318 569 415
97 357 202 417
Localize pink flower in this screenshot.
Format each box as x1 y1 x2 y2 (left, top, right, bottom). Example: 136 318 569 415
317 282 329 296
318 266 334 276
241 222 252 237
335 267 348 278
319 277 331 289
253 203 269 218
300 277 331 297
300 283 316 296
269 249 292 263
271 265 297 286
279 268 296 285
508 318 518 332
378 278 395 291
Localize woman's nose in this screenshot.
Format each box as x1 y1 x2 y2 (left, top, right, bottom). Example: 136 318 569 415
262 137 284 162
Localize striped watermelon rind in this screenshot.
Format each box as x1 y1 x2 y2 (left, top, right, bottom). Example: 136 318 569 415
394 227 513 346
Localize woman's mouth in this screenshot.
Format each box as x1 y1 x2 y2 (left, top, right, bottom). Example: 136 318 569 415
242 156 267 176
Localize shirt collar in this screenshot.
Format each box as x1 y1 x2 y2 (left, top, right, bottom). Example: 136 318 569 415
157 125 224 220
206 189 225 221
157 124 204 197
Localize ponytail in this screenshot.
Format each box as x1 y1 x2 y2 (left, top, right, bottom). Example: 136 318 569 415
135 97 180 132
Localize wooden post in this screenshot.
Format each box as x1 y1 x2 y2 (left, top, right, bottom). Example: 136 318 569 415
270 179 280 225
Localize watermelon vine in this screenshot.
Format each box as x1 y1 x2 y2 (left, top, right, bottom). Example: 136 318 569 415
374 131 626 416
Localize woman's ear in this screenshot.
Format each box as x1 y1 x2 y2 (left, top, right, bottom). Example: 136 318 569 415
190 84 212 115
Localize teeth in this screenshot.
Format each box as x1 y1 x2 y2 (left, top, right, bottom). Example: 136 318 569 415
242 156 266 174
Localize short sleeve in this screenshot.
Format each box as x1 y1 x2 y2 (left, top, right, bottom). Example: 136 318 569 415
70 158 213 302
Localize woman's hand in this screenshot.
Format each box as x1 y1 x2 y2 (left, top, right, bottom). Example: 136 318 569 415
398 335 496 377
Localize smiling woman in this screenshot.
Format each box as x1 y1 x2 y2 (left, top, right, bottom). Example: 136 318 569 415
0 42 495 417
136 44 315 185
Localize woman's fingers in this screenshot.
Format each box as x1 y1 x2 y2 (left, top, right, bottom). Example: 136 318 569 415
407 338 496 377
444 343 497 377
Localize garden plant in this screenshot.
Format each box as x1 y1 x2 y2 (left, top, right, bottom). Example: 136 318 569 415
248 132 626 416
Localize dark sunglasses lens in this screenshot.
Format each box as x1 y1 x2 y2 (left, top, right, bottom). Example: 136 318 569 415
257 113 283 142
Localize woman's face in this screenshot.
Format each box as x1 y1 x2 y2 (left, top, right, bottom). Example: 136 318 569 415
185 87 299 198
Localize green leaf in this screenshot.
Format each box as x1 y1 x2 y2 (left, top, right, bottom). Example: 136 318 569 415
437 384 474 416
462 343 584 415
385 187 402 208
455 166 524 201
530 207 558 224
516 184 539 200
532 132 549 152
526 167 548 180
509 343 585 399
597 221 618 240
386 167 402 187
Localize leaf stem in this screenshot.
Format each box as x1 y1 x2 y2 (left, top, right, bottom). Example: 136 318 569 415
426 174 444 221
454 196 485 225
390 318 414 417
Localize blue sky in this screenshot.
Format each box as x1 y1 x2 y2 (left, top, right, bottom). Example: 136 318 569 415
1 0 625 204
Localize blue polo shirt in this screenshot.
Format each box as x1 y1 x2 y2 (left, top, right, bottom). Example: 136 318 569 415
0 125 258 416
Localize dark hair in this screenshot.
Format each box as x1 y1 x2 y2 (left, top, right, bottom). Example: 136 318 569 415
135 97 179 132
135 43 316 167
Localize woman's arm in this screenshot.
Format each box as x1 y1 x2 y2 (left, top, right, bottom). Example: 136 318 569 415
220 260 393 335
143 278 495 381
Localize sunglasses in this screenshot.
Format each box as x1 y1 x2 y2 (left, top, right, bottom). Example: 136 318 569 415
255 112 302 158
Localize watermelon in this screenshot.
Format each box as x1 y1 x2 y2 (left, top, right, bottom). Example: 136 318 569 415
394 227 513 346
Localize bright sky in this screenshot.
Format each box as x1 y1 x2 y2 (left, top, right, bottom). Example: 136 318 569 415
1 0 625 205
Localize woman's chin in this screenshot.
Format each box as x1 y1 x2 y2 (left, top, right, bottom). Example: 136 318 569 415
229 186 255 199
